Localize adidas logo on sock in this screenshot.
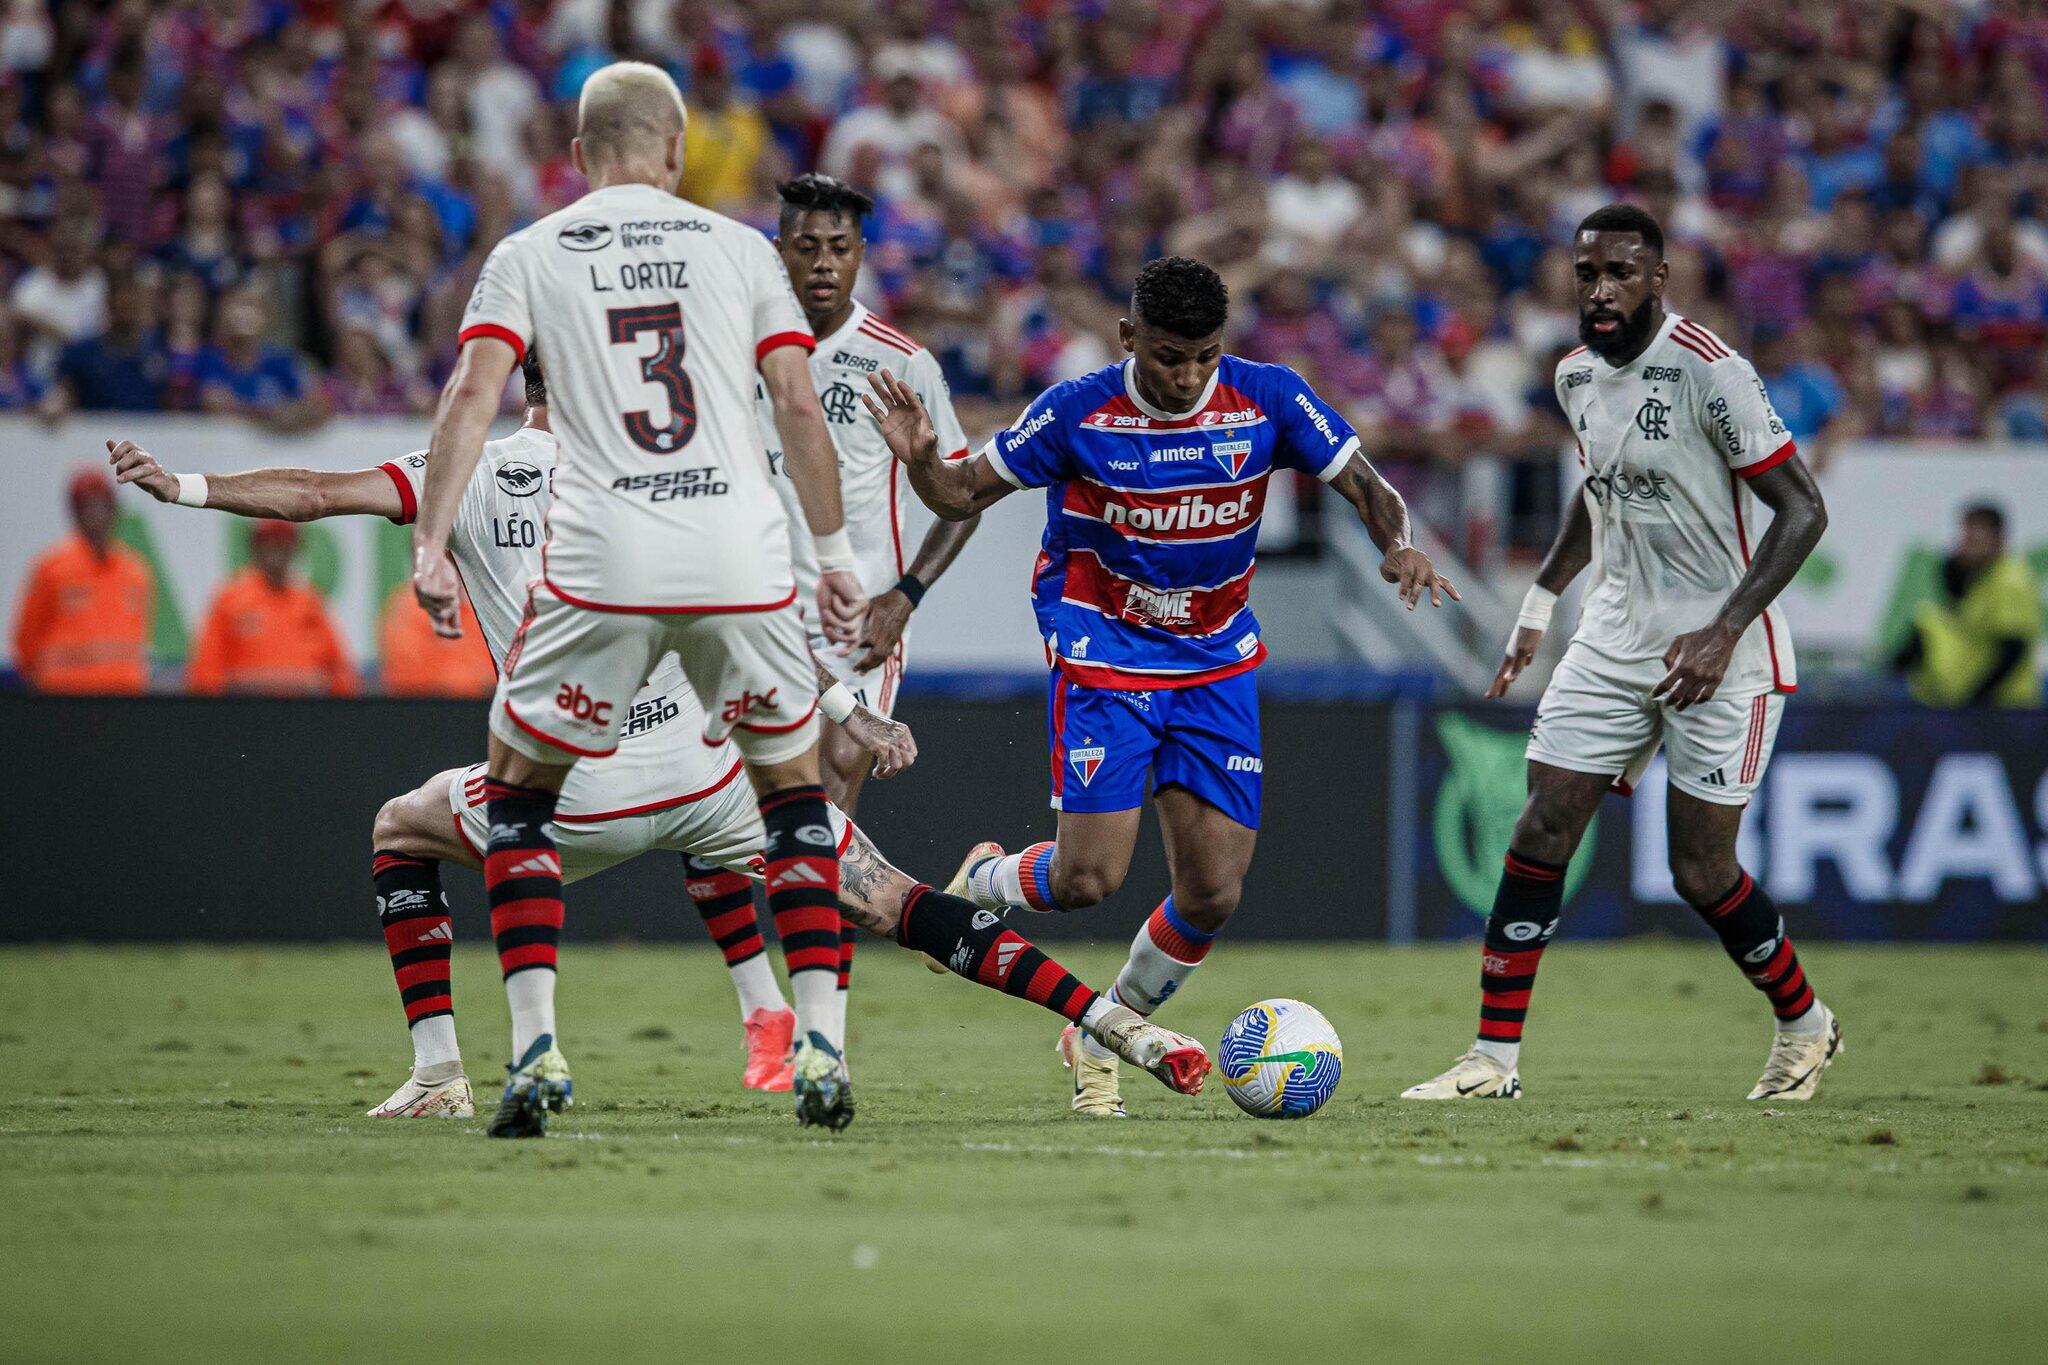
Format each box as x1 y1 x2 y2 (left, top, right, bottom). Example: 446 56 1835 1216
415 922 455 944
505 854 560 877
991 939 1024 982
770 860 827 888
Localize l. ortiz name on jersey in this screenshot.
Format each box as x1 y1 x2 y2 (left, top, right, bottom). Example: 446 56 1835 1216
982 355 1359 688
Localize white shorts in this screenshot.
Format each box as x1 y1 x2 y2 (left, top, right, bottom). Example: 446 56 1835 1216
449 760 851 884
811 633 907 721
1528 641 1786 806
492 588 819 766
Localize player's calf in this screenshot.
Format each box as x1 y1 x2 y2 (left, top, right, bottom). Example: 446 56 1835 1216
1689 870 1831 1037
482 777 565 1068
372 850 461 1082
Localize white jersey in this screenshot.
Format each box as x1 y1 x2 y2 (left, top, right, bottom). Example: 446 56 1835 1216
381 429 738 807
1552 312 1799 695
459 182 815 611
760 301 968 608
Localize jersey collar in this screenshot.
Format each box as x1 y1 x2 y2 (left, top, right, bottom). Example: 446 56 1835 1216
1121 357 1220 422
812 299 868 352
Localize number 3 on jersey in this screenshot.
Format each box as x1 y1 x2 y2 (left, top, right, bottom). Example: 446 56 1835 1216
607 304 696 453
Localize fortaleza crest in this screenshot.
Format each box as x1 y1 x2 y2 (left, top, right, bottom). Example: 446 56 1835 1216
1211 438 1252 478
1432 714 1595 918
1069 745 1106 786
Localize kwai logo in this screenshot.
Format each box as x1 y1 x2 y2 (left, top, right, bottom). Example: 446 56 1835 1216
1069 745 1106 786
1434 714 1596 917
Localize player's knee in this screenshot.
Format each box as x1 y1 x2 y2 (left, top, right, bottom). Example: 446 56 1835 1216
1511 800 1580 863
371 795 410 853
1669 852 1738 909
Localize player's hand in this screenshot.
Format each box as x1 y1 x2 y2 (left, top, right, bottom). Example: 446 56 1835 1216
817 568 866 647
106 439 182 502
852 588 913 673
843 706 917 778
1380 545 1461 609
412 543 463 638
1654 622 1738 711
1485 627 1543 698
861 370 937 465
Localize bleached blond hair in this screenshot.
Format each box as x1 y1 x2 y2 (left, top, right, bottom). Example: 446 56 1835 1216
577 61 686 167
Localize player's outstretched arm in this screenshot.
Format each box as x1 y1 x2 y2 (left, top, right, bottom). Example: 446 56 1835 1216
861 371 1011 520
763 345 865 645
1328 450 1461 610
107 439 404 522
1488 491 1594 698
413 336 514 637
1655 455 1827 711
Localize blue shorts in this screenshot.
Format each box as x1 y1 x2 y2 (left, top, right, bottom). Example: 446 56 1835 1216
1046 669 1262 830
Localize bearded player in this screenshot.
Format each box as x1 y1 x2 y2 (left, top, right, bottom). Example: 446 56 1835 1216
1402 205 1839 1103
865 256 1458 1117
676 173 984 1039
108 383 1210 1127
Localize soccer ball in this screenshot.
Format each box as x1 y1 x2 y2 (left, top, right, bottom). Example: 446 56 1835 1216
1218 998 1343 1119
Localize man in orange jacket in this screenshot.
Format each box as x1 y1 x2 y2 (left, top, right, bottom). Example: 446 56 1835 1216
379 582 495 697
187 520 358 695
13 469 154 693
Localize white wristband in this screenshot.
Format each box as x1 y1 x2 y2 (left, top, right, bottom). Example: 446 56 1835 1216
819 681 858 724
173 472 208 508
1515 585 1557 636
814 528 854 575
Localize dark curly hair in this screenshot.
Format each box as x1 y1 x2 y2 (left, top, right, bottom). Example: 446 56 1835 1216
777 173 874 232
522 347 546 406
1131 256 1229 339
1576 203 1664 259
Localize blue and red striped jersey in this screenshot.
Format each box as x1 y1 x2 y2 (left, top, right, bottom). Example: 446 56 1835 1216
981 355 1359 689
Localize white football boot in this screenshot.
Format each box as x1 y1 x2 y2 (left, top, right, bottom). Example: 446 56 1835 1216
1058 1025 1127 1117
367 1070 474 1118
1086 1003 1210 1095
1399 1047 1523 1100
1747 1005 1843 1101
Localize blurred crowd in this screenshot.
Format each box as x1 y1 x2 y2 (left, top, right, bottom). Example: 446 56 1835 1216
4 0 2048 562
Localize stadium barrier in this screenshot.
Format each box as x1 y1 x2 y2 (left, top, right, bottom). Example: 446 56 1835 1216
12 695 2043 944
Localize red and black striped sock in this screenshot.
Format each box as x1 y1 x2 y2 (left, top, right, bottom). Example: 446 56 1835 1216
837 917 856 992
1477 850 1566 1051
759 785 841 1034
483 778 563 981
681 854 765 968
373 850 453 1032
896 885 1098 1023
1695 872 1816 1023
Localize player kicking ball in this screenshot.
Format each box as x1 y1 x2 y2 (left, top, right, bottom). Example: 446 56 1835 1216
865 257 1458 1117
1402 205 1840 1104
110 402 1208 1127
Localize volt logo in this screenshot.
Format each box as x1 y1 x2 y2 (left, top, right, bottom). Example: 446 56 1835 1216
1069 745 1106 786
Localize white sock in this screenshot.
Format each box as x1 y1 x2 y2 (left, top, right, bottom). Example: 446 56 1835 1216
729 955 785 1019
1079 983 1127 1061
791 968 838 1048
973 841 1056 911
506 968 556 1059
1078 995 1116 1038
830 986 850 1053
410 1016 461 1072
1778 999 1827 1036
1473 1038 1520 1070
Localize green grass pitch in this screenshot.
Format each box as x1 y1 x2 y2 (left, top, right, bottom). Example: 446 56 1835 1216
3 941 2044 1363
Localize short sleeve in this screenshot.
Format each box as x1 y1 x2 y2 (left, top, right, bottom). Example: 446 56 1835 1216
910 350 970 461
1699 354 1796 477
1267 366 1360 482
746 231 814 366
979 383 1073 489
458 237 533 362
379 450 428 525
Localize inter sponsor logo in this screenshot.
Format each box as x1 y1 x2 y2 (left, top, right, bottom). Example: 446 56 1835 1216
1149 445 1208 463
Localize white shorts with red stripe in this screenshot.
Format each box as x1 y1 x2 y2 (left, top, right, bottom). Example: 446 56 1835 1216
449 758 851 884
491 587 820 767
1527 640 1785 807
808 630 907 721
